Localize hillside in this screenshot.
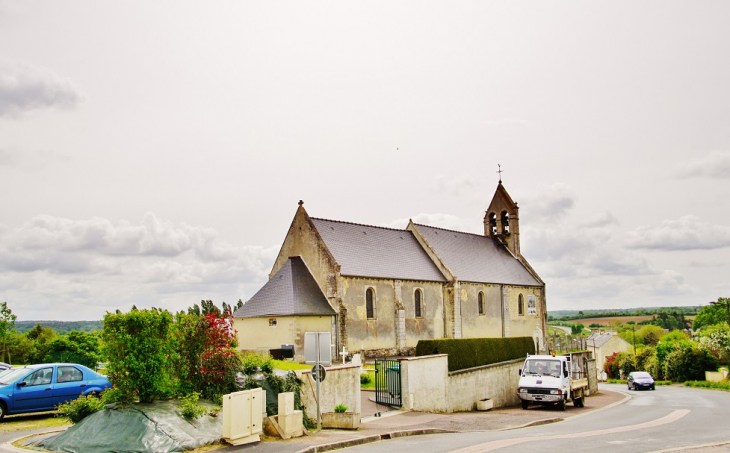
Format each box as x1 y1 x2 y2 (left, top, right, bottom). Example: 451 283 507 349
15 320 103 334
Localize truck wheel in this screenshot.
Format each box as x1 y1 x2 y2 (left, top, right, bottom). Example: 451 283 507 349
558 398 566 411
521 400 529 410
574 396 584 408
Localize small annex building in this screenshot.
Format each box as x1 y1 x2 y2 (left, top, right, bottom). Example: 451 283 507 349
233 183 548 362
586 332 633 379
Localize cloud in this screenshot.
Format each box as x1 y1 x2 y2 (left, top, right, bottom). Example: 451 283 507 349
0 147 18 166
0 62 83 118
520 183 576 222
580 211 619 229
626 215 730 251
675 150 730 180
0 213 279 320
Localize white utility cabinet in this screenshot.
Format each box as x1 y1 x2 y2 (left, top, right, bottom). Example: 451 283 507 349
222 388 264 446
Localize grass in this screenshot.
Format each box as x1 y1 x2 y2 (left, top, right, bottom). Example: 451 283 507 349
1 412 69 434
606 378 672 386
361 368 375 390
271 360 311 371
683 380 730 391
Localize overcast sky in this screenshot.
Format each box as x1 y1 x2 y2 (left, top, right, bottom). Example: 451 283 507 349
1 1 729 322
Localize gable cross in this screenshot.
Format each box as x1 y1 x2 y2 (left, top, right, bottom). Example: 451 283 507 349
497 164 503 183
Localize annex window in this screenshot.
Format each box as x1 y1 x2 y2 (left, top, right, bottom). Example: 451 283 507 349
57 366 83 383
518 294 525 316
366 287 376 319
414 289 423 318
269 318 277 327
478 291 485 316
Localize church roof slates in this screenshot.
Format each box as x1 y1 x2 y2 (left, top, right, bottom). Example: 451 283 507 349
311 218 447 282
413 223 541 286
234 257 336 318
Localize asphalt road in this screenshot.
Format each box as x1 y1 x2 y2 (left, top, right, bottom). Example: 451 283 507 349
339 384 730 453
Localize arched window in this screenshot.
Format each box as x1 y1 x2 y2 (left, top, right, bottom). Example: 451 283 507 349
518 294 524 316
478 291 485 316
366 288 376 319
414 289 423 318
489 213 497 235
501 211 510 234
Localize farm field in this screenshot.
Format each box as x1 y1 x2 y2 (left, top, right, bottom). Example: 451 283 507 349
570 315 695 326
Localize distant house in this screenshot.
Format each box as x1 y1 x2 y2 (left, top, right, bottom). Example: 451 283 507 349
586 332 632 379
233 183 547 362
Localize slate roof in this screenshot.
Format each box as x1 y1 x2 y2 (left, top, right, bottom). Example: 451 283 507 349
234 257 336 318
586 332 616 348
413 223 542 286
311 218 447 282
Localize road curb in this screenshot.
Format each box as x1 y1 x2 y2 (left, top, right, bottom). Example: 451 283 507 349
4 428 68 453
293 428 455 453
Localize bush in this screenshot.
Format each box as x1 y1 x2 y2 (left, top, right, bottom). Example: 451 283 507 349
334 404 348 413
360 373 371 385
179 392 208 419
102 308 174 403
665 344 720 382
56 394 106 424
415 337 535 372
684 380 730 390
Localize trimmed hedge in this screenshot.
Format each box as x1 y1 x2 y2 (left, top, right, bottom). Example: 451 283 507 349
415 337 535 372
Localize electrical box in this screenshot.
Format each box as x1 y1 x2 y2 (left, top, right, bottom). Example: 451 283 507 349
222 388 264 446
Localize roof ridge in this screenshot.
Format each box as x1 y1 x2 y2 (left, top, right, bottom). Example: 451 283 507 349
412 222 485 238
311 217 408 233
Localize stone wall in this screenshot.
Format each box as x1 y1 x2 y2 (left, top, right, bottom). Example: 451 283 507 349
399 355 450 412
298 364 361 418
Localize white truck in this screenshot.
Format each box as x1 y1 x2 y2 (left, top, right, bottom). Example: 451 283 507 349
517 353 589 411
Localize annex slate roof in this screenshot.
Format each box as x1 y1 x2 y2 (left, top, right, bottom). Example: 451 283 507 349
311 218 447 282
413 223 541 286
234 257 336 318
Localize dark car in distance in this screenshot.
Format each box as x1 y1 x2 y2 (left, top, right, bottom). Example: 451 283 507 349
627 371 655 390
0 363 112 419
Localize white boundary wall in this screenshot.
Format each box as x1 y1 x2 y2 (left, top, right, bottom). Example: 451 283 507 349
400 355 523 413
297 364 361 417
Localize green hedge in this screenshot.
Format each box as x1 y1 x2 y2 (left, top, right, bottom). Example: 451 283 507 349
415 337 535 372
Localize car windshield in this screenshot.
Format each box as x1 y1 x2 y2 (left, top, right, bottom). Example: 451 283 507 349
633 372 651 379
524 359 562 376
0 367 32 385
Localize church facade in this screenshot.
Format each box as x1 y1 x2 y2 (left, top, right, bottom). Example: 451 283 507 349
233 183 547 362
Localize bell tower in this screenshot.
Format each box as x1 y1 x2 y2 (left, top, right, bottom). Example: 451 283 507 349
484 180 521 258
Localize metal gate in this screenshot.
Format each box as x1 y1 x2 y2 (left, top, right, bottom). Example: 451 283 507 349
374 358 402 407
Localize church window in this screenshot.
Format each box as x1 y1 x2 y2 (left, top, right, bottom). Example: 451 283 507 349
518 294 524 316
478 292 485 316
489 213 497 235
366 288 376 319
501 211 510 234
414 289 423 318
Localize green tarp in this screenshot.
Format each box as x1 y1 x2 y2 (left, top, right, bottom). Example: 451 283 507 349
25 400 222 453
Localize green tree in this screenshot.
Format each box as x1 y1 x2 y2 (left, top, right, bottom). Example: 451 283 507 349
698 323 730 365
693 299 729 331
26 324 57 363
45 331 101 368
102 308 174 403
0 302 17 363
665 343 719 382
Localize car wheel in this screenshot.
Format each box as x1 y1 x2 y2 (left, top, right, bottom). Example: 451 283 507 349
651 385 655 390
634 384 638 391
521 400 529 410
0 401 5 420
628 383 631 390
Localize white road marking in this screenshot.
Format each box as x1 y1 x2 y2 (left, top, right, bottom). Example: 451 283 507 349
449 410 691 453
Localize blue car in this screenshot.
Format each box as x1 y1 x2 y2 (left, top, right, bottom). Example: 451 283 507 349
0 363 112 419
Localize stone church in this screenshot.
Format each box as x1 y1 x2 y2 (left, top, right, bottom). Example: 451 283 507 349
233 183 547 362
